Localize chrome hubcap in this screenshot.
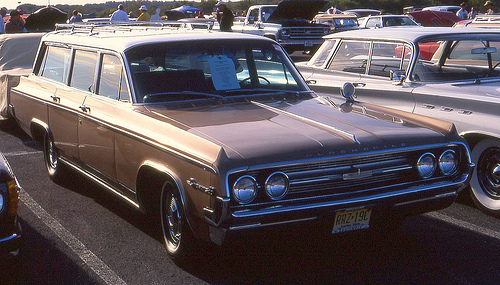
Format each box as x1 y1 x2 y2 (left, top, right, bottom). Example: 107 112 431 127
166 193 182 249
477 147 500 198
47 139 57 169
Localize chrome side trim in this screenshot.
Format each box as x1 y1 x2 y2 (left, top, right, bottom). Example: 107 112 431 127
11 88 217 175
251 100 359 144
60 157 140 208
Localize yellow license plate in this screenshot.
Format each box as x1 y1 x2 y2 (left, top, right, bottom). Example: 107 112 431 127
332 208 372 234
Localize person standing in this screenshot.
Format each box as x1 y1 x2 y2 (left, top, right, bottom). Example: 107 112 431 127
4 10 25 34
468 6 478 19
68 10 83 23
137 5 151 22
456 2 469 20
150 8 162 22
0 8 7 34
485 1 496 14
216 1 234 32
110 4 129 22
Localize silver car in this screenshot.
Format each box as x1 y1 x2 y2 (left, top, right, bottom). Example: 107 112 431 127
299 27 500 216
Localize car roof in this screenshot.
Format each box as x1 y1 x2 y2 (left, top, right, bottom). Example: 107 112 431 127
314 14 357 19
41 25 274 52
324 26 500 42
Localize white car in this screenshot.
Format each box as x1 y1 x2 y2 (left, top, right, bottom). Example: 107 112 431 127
358 15 420 29
299 27 500 216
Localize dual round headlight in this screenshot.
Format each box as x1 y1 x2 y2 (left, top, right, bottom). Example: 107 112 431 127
417 150 458 178
232 172 289 204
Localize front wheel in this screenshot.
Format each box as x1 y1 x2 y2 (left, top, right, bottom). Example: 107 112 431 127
160 182 198 263
470 138 500 216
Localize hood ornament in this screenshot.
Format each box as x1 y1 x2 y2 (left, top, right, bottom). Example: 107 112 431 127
340 82 356 103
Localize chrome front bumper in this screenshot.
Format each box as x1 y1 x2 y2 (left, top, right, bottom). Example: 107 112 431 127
204 171 471 245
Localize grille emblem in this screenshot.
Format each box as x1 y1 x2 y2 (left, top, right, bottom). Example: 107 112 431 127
343 169 373 180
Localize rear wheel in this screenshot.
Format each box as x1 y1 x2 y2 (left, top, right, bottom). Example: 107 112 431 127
43 132 66 183
470 139 500 216
160 182 199 263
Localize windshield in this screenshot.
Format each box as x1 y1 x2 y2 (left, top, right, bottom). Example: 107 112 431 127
126 40 307 103
412 38 500 82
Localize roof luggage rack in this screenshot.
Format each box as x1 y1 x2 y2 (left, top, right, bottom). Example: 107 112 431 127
55 21 215 35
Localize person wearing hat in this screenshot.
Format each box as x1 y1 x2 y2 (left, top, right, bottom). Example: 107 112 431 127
456 2 469 20
485 1 495 14
4 10 26 34
110 4 130 22
137 5 151 22
0 7 7 34
216 1 234 32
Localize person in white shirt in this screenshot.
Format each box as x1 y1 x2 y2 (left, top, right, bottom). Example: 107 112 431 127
110 4 129 22
150 8 161 22
456 2 469 20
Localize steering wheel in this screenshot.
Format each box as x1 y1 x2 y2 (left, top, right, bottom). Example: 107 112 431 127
240 76 271 85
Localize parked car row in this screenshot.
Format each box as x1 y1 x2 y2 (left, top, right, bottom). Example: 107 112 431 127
2 23 475 263
299 27 500 215
0 18 498 265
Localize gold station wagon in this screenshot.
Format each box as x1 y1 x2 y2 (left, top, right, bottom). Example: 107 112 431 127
9 24 473 262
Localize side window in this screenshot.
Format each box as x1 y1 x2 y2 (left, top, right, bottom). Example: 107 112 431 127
40 46 71 83
252 47 298 87
307 39 337 67
328 40 370 74
366 18 381 28
70 50 97 92
369 42 408 77
98 54 127 100
248 8 259 23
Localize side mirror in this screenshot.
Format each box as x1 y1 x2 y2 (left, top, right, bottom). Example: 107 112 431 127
390 70 406 85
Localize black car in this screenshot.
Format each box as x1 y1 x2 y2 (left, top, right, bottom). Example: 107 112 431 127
0 152 22 255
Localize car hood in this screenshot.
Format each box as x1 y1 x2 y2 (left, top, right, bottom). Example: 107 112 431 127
145 97 456 166
267 0 328 22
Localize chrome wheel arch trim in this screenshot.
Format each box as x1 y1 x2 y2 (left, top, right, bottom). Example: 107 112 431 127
139 160 199 237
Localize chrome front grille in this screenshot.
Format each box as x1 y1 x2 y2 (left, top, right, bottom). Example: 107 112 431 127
289 27 327 39
281 153 414 198
236 152 418 203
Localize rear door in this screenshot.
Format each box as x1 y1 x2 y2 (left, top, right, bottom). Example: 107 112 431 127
77 52 129 180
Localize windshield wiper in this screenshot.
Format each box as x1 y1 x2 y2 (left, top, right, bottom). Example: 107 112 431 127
222 89 314 97
144 91 224 102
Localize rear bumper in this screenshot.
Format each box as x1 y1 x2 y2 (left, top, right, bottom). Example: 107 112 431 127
205 173 470 245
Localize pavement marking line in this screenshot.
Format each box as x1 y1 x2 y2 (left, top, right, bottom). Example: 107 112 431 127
19 189 127 285
3 150 42 157
426 212 500 240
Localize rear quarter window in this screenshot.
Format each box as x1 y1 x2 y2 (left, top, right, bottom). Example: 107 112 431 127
39 45 71 83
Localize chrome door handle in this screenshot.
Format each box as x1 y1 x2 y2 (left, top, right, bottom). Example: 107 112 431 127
458 109 473 115
440 106 453 112
422 104 435 109
353 83 366 87
79 105 91 113
50 95 60 103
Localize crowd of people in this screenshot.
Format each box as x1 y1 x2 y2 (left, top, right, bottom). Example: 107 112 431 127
1 1 498 34
1 8 27 33
456 1 496 20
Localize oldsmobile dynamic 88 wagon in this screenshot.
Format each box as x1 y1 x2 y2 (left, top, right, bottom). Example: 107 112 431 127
9 24 472 262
